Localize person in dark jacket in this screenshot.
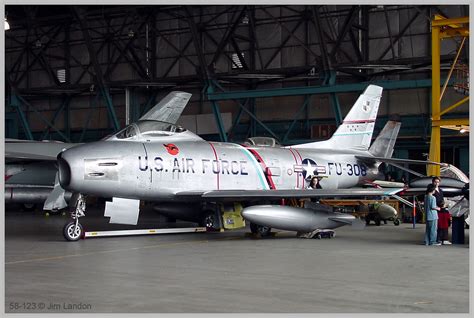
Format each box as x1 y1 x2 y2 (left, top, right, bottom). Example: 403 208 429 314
437 200 452 245
432 176 444 208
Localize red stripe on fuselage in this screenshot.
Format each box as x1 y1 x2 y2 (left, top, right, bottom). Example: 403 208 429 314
244 146 276 190
208 142 220 190
287 148 299 189
343 119 376 124
292 148 304 189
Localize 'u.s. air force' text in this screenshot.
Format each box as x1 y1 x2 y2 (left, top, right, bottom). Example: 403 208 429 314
139 156 249 175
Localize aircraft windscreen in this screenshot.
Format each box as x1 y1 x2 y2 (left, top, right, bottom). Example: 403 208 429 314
114 120 186 139
115 125 138 139
136 120 185 136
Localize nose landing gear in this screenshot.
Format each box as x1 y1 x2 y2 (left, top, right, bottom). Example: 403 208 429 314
63 193 86 241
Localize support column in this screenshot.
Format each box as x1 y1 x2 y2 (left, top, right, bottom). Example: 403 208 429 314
125 88 131 125
428 20 441 176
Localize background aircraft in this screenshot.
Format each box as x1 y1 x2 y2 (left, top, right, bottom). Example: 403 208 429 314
5 139 77 210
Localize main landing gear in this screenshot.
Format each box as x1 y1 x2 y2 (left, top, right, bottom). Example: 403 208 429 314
249 222 272 237
296 229 335 239
63 193 86 241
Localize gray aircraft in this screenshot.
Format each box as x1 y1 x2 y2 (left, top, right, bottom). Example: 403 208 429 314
52 85 455 241
5 139 78 209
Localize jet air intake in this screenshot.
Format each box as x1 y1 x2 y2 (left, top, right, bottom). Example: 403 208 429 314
57 152 71 188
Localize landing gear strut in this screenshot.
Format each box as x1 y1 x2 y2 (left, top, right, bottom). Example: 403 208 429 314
63 193 86 241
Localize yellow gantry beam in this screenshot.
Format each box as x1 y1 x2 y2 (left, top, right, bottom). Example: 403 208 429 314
432 118 470 127
428 16 469 176
440 96 469 116
432 16 469 27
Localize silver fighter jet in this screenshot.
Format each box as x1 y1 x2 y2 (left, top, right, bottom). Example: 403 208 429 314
55 86 448 241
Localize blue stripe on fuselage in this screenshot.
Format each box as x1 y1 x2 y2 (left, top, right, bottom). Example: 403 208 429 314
236 145 269 190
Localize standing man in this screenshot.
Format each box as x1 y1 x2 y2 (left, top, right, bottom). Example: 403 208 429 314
424 184 441 246
432 176 444 208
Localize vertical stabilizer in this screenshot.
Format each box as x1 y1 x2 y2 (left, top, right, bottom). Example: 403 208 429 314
139 91 192 124
294 85 383 150
369 120 401 158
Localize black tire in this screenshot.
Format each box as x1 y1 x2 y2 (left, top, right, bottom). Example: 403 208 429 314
365 218 371 225
200 211 217 229
383 220 388 224
393 219 400 226
250 222 259 234
250 223 271 237
316 233 322 239
63 222 84 241
375 218 381 226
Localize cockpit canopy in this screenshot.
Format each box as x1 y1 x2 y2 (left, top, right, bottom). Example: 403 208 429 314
112 120 186 140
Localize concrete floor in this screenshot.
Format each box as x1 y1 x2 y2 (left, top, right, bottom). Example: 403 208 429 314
4 204 470 313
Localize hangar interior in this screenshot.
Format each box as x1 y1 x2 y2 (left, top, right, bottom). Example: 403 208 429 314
5 4 470 177
4 4 471 315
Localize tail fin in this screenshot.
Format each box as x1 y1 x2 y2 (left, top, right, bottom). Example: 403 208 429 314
369 120 401 158
294 85 383 150
139 91 192 124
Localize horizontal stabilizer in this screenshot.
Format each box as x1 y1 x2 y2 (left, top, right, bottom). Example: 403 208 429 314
369 120 401 158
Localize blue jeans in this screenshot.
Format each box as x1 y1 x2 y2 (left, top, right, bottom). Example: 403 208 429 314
425 220 438 245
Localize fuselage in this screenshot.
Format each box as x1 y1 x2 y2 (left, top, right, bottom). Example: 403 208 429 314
58 137 382 201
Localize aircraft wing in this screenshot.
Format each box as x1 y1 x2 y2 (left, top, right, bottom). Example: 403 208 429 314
176 188 403 202
139 91 192 124
355 155 448 167
5 140 80 161
398 187 467 197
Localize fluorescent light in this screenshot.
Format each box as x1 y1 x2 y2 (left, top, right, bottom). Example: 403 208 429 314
5 18 10 30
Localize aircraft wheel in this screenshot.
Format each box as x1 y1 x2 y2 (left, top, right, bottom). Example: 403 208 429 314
250 222 259 234
63 222 84 241
330 232 335 238
316 233 322 239
393 219 400 226
383 220 388 224
256 225 272 237
365 218 371 225
200 212 217 230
